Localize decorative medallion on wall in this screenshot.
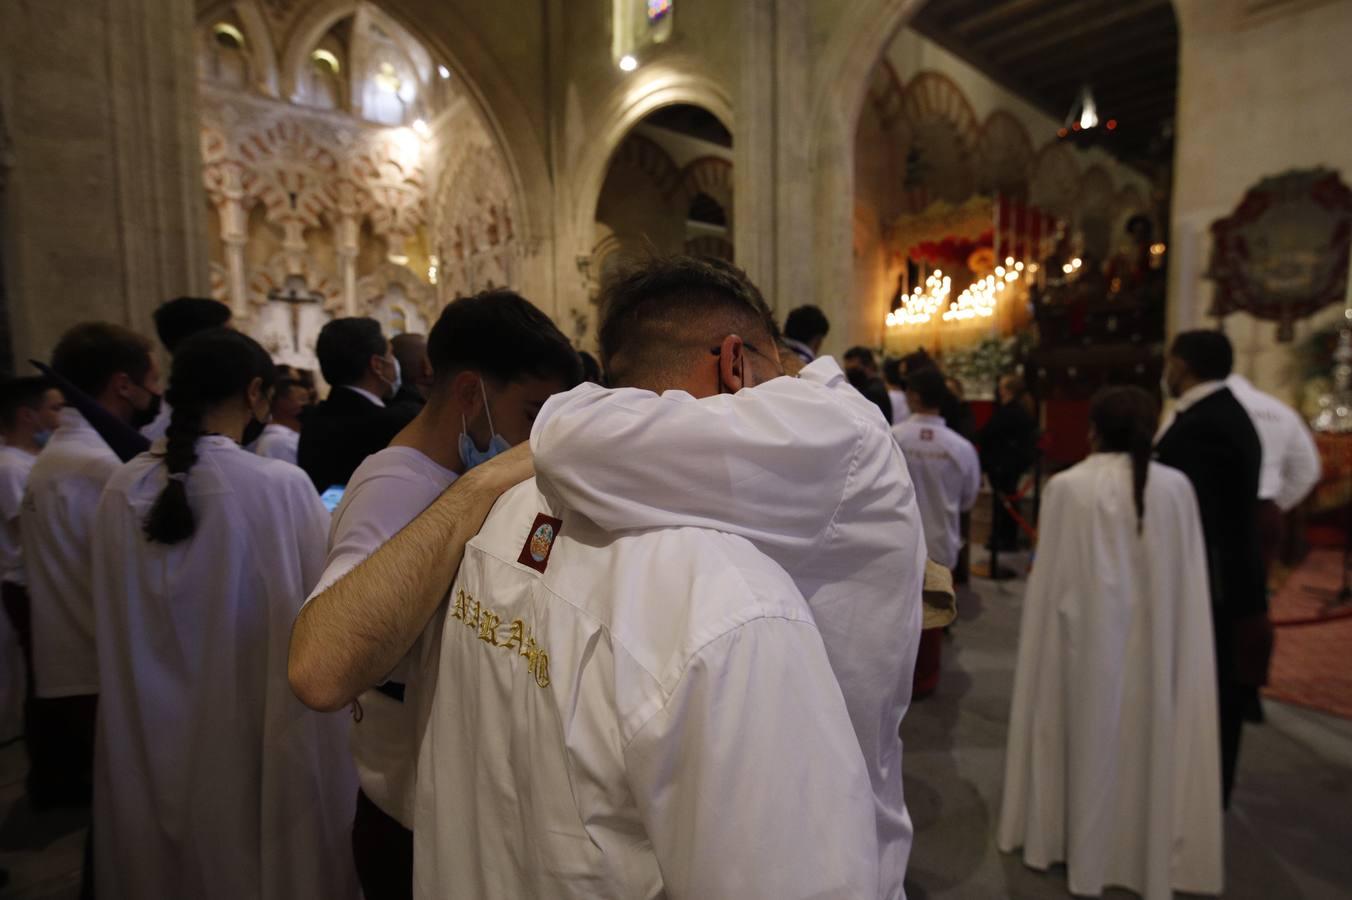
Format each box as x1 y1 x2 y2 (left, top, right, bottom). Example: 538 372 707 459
1207 167 1352 341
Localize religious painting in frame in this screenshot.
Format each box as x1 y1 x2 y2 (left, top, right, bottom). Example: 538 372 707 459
1206 168 1352 341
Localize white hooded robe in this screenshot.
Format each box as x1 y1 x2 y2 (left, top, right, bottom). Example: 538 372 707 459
91 436 358 900
997 454 1223 899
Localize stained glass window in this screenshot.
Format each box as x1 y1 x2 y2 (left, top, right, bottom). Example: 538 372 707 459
647 0 672 24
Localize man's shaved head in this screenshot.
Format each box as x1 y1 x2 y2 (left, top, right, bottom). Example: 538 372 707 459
598 256 780 389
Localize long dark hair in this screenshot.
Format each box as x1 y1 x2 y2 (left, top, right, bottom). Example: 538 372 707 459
144 329 276 545
1088 386 1159 534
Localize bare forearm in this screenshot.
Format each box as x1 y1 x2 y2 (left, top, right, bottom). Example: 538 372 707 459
289 464 514 711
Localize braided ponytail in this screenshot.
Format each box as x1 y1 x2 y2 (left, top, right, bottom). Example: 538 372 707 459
142 328 276 545
1088 386 1160 535
143 400 203 543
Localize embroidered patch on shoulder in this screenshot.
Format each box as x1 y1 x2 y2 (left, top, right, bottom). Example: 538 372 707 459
518 513 563 573
920 428 934 441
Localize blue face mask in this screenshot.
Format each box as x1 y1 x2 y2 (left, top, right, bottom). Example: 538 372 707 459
33 429 53 449
458 379 511 471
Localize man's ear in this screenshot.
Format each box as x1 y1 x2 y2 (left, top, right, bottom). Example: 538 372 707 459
450 370 482 418
716 334 747 393
109 371 133 399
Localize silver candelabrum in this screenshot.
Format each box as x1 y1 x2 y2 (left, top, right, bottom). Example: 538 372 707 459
1313 309 1352 434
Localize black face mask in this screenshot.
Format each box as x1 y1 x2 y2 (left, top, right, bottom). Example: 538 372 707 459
130 391 163 430
241 415 267 447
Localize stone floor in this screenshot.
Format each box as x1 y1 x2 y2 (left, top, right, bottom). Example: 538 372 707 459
1 558 1349 899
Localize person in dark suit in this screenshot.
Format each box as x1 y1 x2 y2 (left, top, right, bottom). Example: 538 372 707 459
298 317 417 492
979 373 1037 551
389 332 433 417
1155 330 1267 809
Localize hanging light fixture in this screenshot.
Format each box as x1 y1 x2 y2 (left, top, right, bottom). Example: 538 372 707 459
1066 84 1100 132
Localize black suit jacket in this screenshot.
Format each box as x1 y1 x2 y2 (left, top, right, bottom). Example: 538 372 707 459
297 386 418 491
1155 386 1266 682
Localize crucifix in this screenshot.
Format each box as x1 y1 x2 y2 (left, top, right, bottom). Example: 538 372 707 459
267 274 322 353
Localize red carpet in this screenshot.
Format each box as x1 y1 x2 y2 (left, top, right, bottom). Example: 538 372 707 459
1264 549 1352 720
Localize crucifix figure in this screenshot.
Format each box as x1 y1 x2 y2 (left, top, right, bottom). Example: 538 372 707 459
267 274 322 353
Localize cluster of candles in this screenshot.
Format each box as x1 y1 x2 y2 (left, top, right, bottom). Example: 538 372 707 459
886 257 1036 328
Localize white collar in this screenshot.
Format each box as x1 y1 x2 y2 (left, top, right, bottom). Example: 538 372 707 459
343 385 386 408
1173 379 1226 414
782 337 816 361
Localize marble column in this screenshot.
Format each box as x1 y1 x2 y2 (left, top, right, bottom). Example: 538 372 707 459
0 0 208 366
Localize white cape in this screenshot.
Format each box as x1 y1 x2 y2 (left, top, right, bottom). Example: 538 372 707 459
92 438 358 900
998 454 1223 899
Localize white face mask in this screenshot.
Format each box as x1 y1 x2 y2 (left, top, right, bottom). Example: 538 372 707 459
458 378 510 470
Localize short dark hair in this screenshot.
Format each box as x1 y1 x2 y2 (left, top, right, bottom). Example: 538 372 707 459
0 377 55 429
153 297 232 353
882 357 903 387
907 368 950 411
427 290 582 388
51 322 154 397
316 317 387 387
597 256 778 385
784 305 830 344
1170 330 1233 382
843 346 876 369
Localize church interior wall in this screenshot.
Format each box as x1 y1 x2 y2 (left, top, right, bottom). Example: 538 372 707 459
1169 0 1352 402
1 0 1345 405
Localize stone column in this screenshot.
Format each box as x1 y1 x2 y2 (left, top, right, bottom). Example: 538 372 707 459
0 0 208 365
217 189 250 321
336 215 360 316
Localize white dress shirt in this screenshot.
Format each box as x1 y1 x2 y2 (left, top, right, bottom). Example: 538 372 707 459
413 480 879 899
531 355 926 899
888 389 911 423
307 446 457 828
22 408 121 697
0 445 38 586
892 414 981 569
342 385 386 408
1226 374 1321 510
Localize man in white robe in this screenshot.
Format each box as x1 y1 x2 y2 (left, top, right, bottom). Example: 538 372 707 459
889 368 981 570
22 323 161 809
292 258 885 897
251 376 307 465
999 388 1223 899
92 411 356 899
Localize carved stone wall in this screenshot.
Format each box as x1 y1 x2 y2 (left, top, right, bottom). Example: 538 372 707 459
195 0 520 371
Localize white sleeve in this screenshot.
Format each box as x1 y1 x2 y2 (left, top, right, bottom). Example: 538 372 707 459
532 359 868 562
306 472 442 602
0 466 25 525
623 618 880 899
1275 418 1321 512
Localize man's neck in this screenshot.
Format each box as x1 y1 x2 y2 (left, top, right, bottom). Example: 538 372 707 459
1 429 39 454
390 399 467 475
912 407 942 418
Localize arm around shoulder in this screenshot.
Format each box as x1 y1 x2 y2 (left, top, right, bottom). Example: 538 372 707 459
288 444 533 712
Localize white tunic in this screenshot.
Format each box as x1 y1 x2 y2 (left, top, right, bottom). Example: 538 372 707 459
888 388 911 423
1226 374 1321 510
91 437 358 900
532 355 926 900
413 480 880 899
998 454 1223 899
252 423 300 467
22 408 121 697
891 414 981 570
308 446 457 828
0 444 38 585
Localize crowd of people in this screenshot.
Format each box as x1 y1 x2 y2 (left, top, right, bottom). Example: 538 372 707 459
0 255 1324 899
